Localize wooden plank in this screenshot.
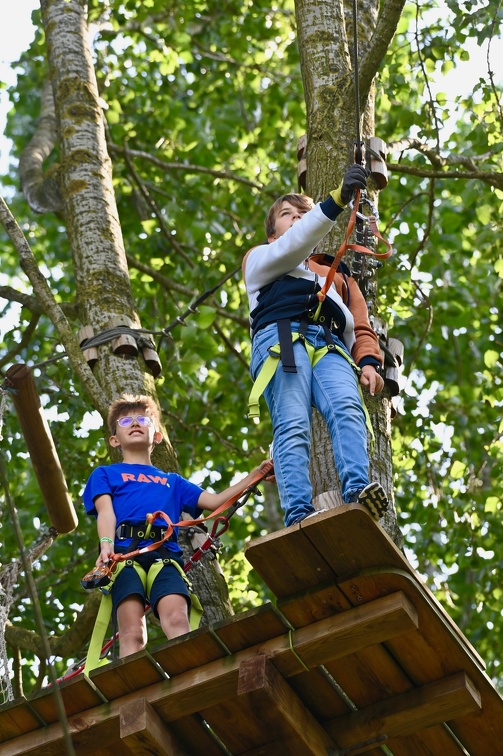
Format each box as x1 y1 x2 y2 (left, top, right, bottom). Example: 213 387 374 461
277 580 355 628
199 655 337 755
326 672 481 748
3 593 418 754
271 592 418 678
301 507 484 668
243 743 385 756
89 650 167 700
168 713 240 756
28 673 107 724
0 697 44 742
152 625 230 676
120 698 189 755
243 522 335 596
383 725 469 756
316 648 467 753
288 667 352 720
240 655 336 752
0 714 121 756
336 571 503 751
212 602 291 652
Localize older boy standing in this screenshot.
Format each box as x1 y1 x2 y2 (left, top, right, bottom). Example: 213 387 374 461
243 166 389 527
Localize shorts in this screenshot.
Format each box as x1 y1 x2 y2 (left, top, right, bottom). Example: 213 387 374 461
111 550 190 619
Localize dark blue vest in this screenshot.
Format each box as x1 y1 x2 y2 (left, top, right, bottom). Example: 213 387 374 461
250 274 347 336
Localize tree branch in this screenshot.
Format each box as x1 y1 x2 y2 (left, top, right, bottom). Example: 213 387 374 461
108 142 266 192
122 143 194 267
0 314 40 371
18 79 64 215
0 197 110 416
358 0 408 99
0 285 78 317
387 161 503 190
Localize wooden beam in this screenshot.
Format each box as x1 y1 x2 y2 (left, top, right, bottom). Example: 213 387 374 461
237 655 336 755
327 671 481 748
0 592 418 754
5 363 77 534
120 698 189 755
272 590 418 677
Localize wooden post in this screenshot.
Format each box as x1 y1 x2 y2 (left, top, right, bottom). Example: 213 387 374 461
109 315 138 356
77 325 98 369
5 363 78 534
383 336 404 397
139 338 162 378
368 136 388 190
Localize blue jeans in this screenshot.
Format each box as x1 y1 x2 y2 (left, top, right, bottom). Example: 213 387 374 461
251 322 370 527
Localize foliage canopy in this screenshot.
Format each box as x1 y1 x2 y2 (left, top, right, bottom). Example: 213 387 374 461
0 0 501 694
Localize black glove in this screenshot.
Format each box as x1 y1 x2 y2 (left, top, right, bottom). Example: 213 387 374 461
341 164 368 204
331 164 368 207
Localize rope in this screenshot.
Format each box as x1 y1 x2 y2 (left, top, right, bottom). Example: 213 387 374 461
352 0 363 164
81 461 274 589
0 454 75 754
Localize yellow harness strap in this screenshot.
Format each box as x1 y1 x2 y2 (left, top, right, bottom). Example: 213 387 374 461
248 333 375 449
83 557 203 676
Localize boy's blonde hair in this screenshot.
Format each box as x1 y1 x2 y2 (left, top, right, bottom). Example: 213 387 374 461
107 393 160 433
265 193 314 237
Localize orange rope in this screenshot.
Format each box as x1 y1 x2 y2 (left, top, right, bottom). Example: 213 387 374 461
316 189 393 311
81 461 274 584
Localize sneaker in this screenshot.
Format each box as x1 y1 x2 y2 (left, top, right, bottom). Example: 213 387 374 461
353 483 388 521
301 507 329 522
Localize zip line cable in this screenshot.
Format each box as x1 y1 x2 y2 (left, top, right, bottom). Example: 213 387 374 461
0 264 242 376
352 0 363 165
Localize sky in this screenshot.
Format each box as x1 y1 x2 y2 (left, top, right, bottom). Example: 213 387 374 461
0 0 39 173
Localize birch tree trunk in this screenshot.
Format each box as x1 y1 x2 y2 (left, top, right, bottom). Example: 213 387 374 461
294 0 405 545
34 0 233 626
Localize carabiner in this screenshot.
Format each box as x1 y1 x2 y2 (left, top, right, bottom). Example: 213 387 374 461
349 193 379 222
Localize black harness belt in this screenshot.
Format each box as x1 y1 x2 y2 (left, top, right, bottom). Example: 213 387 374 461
116 522 175 543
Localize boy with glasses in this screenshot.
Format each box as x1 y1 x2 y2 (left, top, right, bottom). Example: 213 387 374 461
84 393 270 657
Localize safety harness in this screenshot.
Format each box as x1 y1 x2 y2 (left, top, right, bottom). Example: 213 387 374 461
81 461 274 676
83 554 203 676
248 314 376 449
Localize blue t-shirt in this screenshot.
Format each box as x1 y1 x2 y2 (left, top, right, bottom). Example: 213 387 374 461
83 463 203 554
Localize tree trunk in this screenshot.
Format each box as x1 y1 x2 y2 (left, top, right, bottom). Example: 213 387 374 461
294 0 404 545
36 0 234 627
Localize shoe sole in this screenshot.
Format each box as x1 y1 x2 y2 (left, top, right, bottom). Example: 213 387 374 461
357 483 389 521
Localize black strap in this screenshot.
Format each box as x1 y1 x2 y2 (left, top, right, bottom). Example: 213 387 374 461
276 318 297 373
116 522 173 543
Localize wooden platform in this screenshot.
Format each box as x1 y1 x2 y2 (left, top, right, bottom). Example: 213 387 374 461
0 504 502 755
